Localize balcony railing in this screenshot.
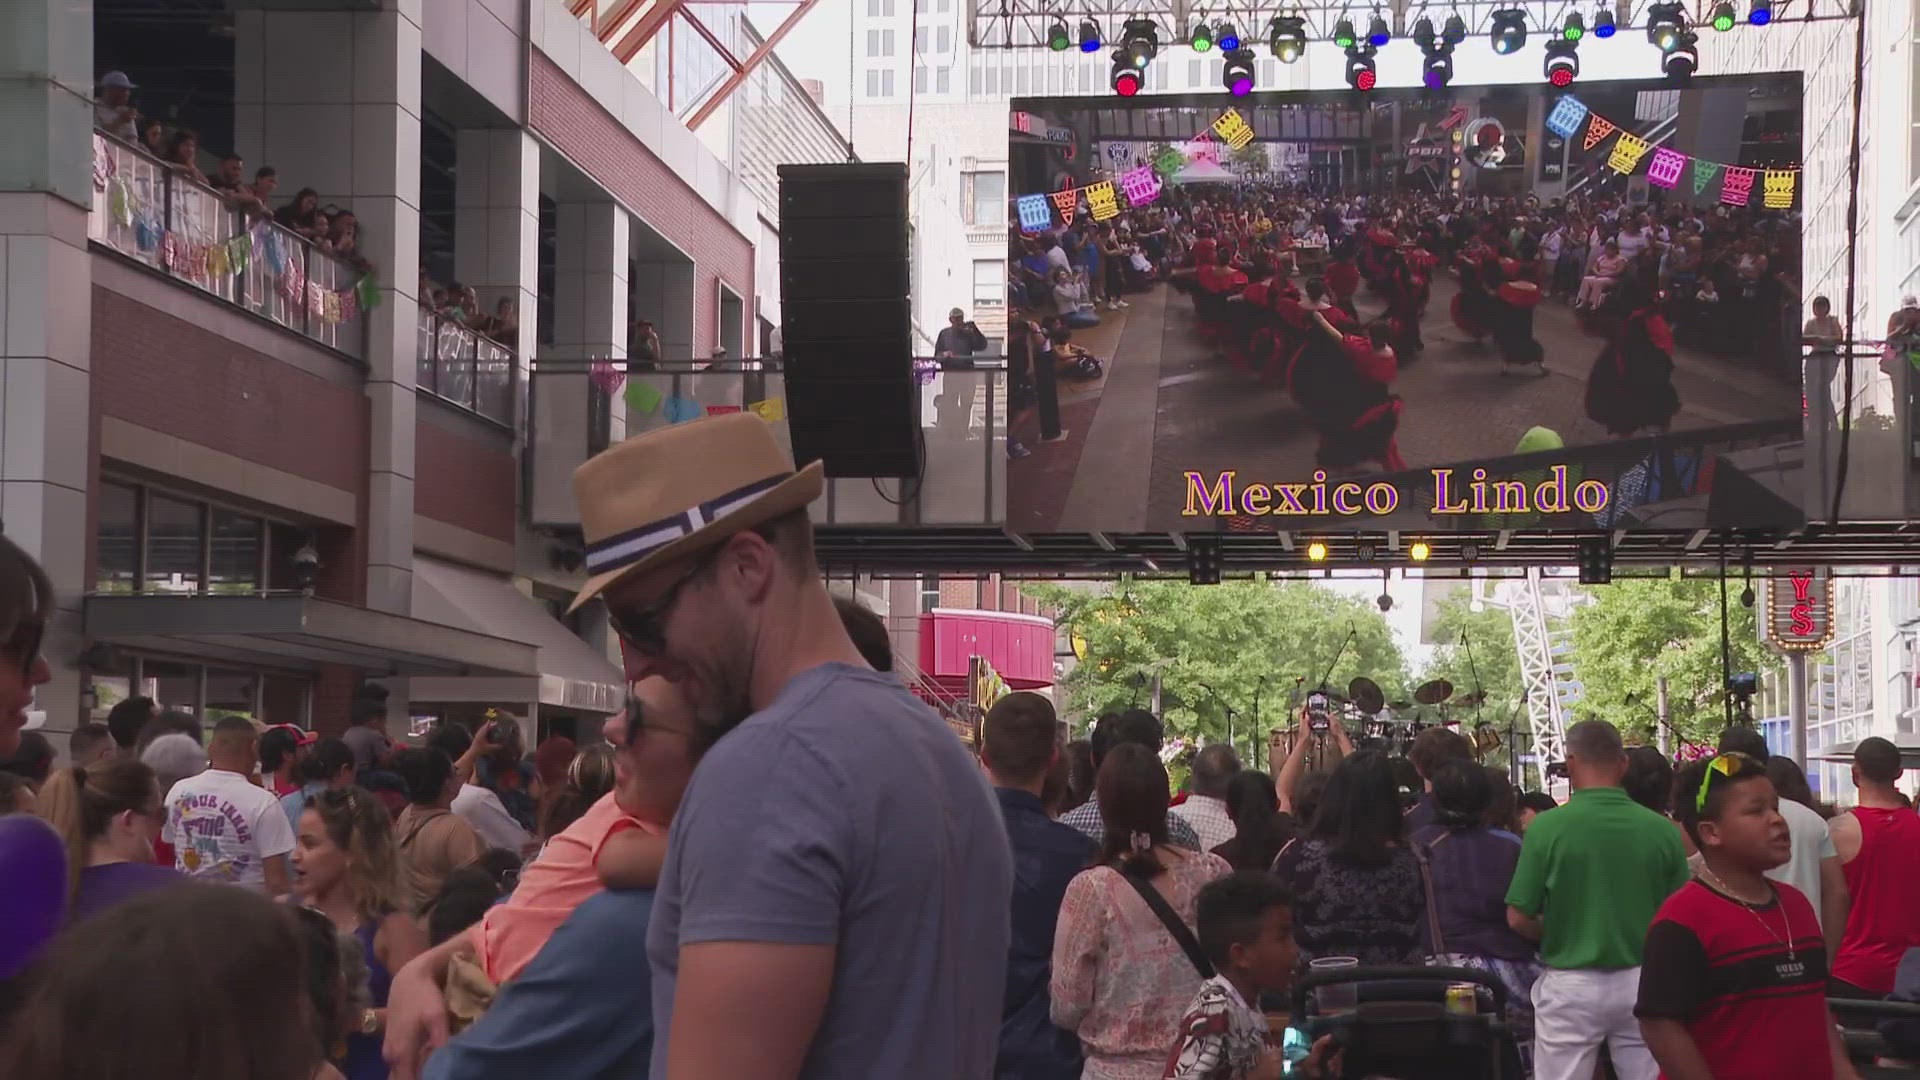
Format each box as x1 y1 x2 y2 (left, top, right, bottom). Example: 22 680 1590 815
527 358 1008 529
88 131 366 358
417 314 516 426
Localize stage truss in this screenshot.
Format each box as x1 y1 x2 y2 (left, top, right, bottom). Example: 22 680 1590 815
813 522 1920 576
968 0 1842 49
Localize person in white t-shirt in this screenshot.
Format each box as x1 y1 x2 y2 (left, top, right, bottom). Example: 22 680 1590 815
162 715 297 896
1710 729 1851 956
427 718 534 856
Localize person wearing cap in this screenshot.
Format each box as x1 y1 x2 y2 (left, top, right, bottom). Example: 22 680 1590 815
568 412 1012 1079
94 71 139 142
260 723 315 798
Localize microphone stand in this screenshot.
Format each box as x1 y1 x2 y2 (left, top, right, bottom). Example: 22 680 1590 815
1625 692 1696 759
1460 629 1486 727
1315 627 1359 696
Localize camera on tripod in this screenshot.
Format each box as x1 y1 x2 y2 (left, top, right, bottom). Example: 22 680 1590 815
1728 672 1759 725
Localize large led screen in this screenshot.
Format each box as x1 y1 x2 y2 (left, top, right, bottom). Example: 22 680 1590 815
1003 75 1811 534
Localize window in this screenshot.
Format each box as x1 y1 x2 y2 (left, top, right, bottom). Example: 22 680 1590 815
1016 65 1030 95
146 495 204 594
97 482 307 598
96 481 138 594
915 66 928 93
882 29 896 56
965 170 1005 225
919 574 940 613
937 25 951 51
866 29 881 56
937 0 948 11
204 667 262 722
970 66 981 94
208 509 263 594
882 0 894 13
973 260 1005 305
141 657 201 716
866 0 879 14
937 66 950 93
866 69 880 96
881 69 895 95
916 0 927 10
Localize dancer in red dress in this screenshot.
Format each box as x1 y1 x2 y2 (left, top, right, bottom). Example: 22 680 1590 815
1304 315 1405 472
1451 251 1495 343
1584 278 1681 436
1485 264 1546 376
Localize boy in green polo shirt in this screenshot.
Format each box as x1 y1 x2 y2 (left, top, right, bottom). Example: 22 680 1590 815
1505 719 1689 1080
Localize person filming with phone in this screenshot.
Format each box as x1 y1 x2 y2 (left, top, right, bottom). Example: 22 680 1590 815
937 308 989 362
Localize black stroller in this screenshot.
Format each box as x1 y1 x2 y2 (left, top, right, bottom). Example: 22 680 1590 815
1284 964 1524 1079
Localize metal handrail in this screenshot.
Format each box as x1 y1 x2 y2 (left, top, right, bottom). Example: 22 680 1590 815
417 313 517 426
88 129 367 358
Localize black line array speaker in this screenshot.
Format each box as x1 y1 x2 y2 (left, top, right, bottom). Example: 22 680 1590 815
777 162 920 479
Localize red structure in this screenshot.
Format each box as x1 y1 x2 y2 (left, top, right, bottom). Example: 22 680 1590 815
916 608 1057 700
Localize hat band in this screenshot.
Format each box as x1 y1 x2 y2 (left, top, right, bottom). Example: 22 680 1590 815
582 473 791 577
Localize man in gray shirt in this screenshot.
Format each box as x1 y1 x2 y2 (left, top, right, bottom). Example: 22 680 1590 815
570 412 1012 1079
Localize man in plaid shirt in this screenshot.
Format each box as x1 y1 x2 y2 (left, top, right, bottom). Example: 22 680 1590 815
1060 709 1204 850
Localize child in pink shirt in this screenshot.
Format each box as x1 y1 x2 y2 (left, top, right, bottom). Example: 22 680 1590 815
468 790 665 985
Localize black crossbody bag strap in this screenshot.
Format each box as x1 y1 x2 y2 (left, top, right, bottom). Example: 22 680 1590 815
1121 872 1215 980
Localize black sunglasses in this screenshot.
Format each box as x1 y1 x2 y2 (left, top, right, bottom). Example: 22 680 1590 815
5 619 45 678
606 549 719 658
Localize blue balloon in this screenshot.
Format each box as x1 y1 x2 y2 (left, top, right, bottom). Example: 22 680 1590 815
0 814 67 979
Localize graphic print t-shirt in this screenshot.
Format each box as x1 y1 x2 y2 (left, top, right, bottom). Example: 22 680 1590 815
1634 878 1832 1080
162 768 297 890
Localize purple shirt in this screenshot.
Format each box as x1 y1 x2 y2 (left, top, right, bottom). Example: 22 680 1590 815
72 860 183 923
1412 825 1534 961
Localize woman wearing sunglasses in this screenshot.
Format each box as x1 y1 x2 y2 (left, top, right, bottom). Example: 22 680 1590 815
0 531 53 760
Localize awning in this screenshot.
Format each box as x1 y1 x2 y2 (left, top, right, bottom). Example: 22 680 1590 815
406 558 626 714
1810 735 1920 768
84 594 538 676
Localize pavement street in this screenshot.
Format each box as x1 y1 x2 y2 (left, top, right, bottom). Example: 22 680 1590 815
1007 274 1801 533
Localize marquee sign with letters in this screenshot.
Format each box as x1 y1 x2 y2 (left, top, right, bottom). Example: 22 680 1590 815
1766 567 1833 653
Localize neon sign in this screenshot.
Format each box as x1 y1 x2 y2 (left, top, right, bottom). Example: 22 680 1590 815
1766 568 1832 653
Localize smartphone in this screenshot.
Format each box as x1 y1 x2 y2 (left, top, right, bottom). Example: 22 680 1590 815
1280 1026 1313 1073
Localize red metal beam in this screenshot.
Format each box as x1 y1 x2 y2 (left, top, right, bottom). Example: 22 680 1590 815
684 0 821 130
611 0 687 62
595 0 647 42
678 8 744 71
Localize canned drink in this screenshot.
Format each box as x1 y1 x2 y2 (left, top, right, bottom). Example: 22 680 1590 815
1445 983 1478 1016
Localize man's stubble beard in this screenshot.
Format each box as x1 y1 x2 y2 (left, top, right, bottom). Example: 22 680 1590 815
688 617 758 755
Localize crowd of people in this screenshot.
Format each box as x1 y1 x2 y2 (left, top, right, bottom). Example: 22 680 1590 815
94 69 372 274
417 273 520 348
1006 176 1803 474
3 410 1920 1080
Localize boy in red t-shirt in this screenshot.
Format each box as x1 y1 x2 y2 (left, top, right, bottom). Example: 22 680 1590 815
1635 753 1860 1080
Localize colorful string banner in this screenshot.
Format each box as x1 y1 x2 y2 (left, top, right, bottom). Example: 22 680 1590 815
1545 96 1590 140
1763 169 1796 209
1721 166 1758 207
1607 132 1651 176
1691 158 1724 196
1013 110 1252 231
1582 115 1617 152
1647 147 1686 189
1548 94 1797 209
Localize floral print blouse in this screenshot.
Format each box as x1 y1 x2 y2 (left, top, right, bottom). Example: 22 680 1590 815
1051 848 1234 1080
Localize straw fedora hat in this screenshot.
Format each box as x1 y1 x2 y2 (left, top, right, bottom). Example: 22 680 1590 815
566 412 823 613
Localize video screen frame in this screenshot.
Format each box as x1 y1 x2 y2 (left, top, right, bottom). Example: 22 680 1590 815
1001 74 1812 535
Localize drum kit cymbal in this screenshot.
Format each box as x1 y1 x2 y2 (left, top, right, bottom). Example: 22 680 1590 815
1291 676 1490 756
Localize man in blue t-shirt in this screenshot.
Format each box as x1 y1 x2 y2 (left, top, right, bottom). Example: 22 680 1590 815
574 413 1013 1080
982 692 1092 1080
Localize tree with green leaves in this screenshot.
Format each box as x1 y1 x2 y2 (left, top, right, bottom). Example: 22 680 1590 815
1025 577 1410 762
1230 143 1270 175
1419 585 1527 760
1566 574 1784 748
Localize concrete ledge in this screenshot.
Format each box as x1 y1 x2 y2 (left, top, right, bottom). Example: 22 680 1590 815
100 416 359 525
414 513 516 573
